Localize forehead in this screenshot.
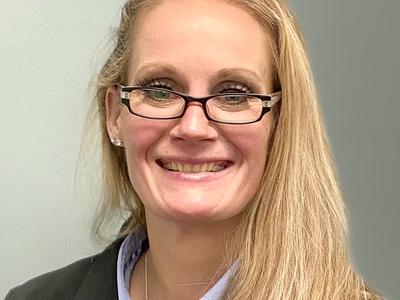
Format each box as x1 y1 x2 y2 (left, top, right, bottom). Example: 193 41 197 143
129 0 272 85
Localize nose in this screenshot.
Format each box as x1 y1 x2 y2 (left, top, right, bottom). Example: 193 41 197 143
169 102 218 141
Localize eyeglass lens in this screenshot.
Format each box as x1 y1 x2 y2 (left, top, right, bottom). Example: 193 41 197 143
128 89 263 123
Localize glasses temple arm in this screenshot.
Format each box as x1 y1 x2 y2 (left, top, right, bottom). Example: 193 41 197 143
263 91 282 108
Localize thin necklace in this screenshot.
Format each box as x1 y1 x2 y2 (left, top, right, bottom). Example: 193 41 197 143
145 251 148 300
144 250 213 300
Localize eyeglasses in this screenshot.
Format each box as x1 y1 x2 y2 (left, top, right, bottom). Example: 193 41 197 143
118 84 281 125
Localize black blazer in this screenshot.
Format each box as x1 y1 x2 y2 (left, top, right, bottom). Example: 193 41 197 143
5 237 125 300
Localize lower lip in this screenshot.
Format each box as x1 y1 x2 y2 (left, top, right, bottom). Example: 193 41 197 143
156 163 233 182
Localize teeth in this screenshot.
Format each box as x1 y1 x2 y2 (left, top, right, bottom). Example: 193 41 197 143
161 161 229 173
212 164 223 172
192 164 201 172
176 163 184 172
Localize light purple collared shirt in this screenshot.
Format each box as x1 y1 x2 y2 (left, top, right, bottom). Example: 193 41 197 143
116 226 239 300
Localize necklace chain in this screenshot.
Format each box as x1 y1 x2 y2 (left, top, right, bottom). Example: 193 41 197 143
144 250 213 300
145 251 148 300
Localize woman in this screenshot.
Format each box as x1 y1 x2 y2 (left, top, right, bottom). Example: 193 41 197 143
7 0 383 299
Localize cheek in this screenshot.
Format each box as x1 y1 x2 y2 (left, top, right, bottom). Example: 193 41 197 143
226 116 274 195
241 131 269 182
225 117 273 164
120 116 168 168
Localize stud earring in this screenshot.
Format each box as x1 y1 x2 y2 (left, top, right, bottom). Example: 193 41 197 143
110 137 123 147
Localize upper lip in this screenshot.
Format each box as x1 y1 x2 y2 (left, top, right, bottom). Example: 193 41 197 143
156 158 233 165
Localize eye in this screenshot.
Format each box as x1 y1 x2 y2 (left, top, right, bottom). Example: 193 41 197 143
146 89 172 101
218 95 252 110
134 78 180 106
217 81 252 94
140 88 182 109
224 95 248 105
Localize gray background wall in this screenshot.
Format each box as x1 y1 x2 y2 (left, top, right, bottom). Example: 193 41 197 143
1 1 399 299
290 1 400 299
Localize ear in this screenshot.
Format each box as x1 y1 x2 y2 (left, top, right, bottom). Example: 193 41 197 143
105 85 122 140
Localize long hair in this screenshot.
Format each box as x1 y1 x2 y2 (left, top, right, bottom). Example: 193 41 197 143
80 0 382 299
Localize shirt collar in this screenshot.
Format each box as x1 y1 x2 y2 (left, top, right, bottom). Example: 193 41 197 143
116 225 239 300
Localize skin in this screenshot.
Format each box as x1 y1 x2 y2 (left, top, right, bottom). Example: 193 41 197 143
106 0 275 299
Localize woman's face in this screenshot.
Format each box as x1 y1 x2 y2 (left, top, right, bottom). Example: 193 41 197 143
107 0 276 224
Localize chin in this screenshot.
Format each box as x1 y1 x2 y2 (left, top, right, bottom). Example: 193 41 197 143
153 192 245 224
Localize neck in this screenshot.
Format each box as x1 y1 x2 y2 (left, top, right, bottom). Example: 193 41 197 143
142 212 239 300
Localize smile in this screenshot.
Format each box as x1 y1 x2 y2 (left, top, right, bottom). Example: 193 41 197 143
157 159 232 173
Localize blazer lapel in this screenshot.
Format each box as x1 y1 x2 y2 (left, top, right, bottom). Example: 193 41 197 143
73 237 125 300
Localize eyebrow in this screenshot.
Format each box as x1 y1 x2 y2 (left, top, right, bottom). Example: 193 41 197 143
214 68 263 84
132 63 182 83
213 68 265 92
131 62 265 91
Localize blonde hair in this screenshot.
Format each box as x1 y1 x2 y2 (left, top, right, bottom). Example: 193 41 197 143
81 0 383 299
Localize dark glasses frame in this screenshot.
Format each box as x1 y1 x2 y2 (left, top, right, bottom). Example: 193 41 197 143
117 84 281 124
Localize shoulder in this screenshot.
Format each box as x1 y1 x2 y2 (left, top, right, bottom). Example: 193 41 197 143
5 237 125 300
5 256 93 300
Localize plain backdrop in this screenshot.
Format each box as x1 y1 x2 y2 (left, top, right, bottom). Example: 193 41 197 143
1 1 399 299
